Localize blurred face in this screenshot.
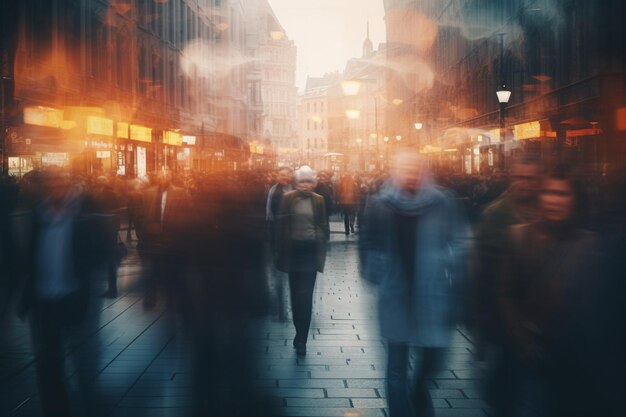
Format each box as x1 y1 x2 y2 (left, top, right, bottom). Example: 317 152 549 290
297 179 315 191
540 178 575 222
510 163 541 202
157 169 172 189
392 151 425 194
277 168 292 185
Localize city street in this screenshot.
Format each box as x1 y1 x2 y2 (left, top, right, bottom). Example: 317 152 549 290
0 220 488 417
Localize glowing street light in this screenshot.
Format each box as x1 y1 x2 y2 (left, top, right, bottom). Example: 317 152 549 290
345 109 361 119
341 80 361 96
395 135 402 141
496 84 512 104
414 122 423 130
392 98 403 106
270 31 285 41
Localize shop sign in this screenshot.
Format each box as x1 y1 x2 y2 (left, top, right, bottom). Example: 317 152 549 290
137 147 147 178
163 130 182 146
87 116 113 136
130 125 152 143
566 128 603 138
182 135 196 145
42 152 69 164
24 106 64 128
96 151 111 158
514 121 541 140
117 122 130 139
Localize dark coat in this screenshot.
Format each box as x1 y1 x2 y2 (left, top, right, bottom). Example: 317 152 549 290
18 193 108 317
275 190 328 273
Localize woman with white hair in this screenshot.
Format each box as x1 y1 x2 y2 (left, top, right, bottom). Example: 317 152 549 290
275 166 328 355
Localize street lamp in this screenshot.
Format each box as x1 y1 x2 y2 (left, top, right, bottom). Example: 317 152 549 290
496 84 511 171
395 135 402 142
414 122 423 130
341 80 361 96
345 109 361 119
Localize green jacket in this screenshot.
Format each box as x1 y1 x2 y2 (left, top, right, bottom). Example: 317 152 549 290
275 190 328 273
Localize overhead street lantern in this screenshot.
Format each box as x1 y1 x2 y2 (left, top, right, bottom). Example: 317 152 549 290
496 84 512 104
341 80 361 96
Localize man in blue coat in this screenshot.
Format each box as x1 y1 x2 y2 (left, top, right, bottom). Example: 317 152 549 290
360 148 469 417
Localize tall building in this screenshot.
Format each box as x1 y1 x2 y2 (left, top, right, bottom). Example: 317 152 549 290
1 0 252 177
245 0 297 168
298 23 387 173
383 0 626 174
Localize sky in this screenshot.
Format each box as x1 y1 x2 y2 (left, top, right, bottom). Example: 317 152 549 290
267 0 386 91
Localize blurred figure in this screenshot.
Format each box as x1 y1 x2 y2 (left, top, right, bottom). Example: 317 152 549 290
93 176 121 298
135 168 194 310
498 168 601 416
187 171 274 417
265 166 293 320
314 170 334 238
472 156 542 417
0 175 19 320
275 166 328 355
338 173 359 235
359 149 469 417
17 167 108 417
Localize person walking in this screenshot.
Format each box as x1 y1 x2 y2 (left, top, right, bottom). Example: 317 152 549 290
275 166 328 356
17 168 108 417
338 173 359 235
360 149 469 417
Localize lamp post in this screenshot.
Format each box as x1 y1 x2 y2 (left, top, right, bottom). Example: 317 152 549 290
414 122 422 150
383 136 389 168
496 33 511 171
356 137 363 171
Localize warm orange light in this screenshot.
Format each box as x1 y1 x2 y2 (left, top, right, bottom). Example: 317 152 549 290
392 98 403 106
24 106 64 128
270 31 285 41
117 122 129 139
513 121 541 140
311 115 322 123
345 110 360 119
130 125 152 143
163 130 183 146
341 80 361 96
86 116 114 136
215 23 229 31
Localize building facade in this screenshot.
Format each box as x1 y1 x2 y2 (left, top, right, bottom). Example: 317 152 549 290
1 0 258 177
245 0 297 168
383 0 626 174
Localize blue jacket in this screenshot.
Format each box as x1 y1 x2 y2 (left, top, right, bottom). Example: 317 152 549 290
359 183 470 347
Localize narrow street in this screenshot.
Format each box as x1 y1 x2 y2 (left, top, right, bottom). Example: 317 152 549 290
1 220 488 417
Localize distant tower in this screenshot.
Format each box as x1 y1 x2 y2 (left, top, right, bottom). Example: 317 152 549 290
362 21 374 58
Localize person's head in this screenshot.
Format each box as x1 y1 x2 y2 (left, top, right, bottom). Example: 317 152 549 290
276 167 293 186
42 167 72 204
509 155 542 202
540 167 586 224
156 167 172 189
294 165 317 192
390 148 427 195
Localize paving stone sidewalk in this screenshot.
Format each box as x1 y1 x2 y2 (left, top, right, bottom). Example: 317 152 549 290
0 222 489 417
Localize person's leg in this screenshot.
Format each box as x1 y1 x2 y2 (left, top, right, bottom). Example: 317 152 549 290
412 347 443 417
343 206 350 234
387 342 411 417
106 260 118 296
31 302 72 417
288 270 317 344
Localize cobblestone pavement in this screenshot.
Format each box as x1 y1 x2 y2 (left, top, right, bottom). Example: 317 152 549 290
0 221 489 417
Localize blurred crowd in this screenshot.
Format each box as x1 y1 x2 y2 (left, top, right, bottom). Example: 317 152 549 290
0 151 624 417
